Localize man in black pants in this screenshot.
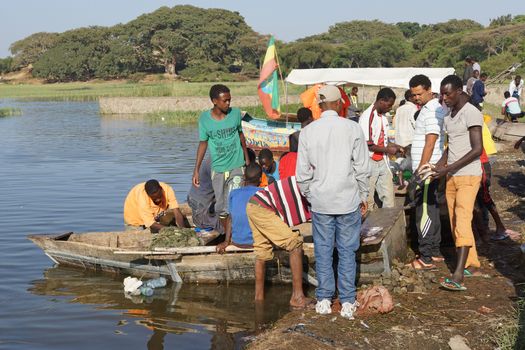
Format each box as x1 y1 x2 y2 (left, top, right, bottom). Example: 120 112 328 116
407 75 446 270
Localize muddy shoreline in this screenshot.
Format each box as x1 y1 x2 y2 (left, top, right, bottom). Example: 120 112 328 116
248 141 525 350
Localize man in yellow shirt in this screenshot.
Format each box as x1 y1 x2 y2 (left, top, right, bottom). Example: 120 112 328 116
124 179 186 232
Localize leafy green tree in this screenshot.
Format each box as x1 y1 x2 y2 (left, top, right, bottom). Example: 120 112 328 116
490 14 513 27
279 42 336 71
0 57 13 74
412 19 483 50
304 20 405 44
9 32 60 69
396 22 422 38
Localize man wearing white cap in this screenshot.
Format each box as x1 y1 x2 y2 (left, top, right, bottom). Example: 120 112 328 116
297 85 370 320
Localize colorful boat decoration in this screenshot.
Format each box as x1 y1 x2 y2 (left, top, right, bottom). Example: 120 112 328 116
241 113 301 153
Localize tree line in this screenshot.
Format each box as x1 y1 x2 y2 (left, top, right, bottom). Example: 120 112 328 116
1 6 524 82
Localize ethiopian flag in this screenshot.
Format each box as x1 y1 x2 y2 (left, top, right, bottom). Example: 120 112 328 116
258 36 280 119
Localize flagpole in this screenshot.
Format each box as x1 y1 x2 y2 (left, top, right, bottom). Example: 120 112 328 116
274 42 289 126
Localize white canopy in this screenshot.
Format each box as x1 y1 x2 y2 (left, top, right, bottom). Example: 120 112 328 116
285 68 456 93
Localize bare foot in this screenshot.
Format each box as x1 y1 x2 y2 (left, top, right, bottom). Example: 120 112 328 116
289 296 313 309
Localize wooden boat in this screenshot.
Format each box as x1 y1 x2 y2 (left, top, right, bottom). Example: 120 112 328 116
241 112 301 153
491 118 525 142
28 207 408 284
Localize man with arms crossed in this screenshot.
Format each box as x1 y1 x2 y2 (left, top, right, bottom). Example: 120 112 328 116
407 75 446 270
434 75 483 291
297 85 370 319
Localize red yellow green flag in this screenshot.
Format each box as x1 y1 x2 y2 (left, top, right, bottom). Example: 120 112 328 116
258 36 280 119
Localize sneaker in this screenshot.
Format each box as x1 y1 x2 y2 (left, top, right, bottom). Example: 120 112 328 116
315 299 332 315
340 301 359 320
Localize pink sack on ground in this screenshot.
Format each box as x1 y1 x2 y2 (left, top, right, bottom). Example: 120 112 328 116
356 286 394 315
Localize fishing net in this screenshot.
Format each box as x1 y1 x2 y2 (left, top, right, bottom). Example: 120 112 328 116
150 227 204 249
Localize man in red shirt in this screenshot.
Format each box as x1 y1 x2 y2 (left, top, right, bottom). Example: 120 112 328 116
279 108 313 179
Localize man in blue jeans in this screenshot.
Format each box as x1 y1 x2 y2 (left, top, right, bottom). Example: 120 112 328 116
297 85 370 319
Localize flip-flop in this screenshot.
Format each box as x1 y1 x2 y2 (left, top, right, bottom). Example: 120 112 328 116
406 258 438 271
490 233 509 241
504 229 521 240
440 278 467 291
463 269 482 278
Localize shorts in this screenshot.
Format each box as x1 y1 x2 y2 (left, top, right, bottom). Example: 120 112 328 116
246 203 303 261
211 166 244 218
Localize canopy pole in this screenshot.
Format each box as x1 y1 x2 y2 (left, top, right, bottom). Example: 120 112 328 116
361 84 364 110
285 81 289 127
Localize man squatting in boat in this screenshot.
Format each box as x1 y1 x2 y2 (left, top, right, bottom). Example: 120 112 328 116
123 179 187 232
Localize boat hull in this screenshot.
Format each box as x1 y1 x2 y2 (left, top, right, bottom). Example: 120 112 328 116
28 231 314 284
242 113 300 152
28 207 409 284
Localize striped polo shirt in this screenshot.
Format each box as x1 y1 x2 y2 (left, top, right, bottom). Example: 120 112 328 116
411 98 446 171
250 176 311 227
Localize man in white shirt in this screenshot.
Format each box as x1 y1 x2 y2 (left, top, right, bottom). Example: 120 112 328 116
471 58 481 75
359 88 401 209
407 74 446 270
501 91 524 122
297 85 370 320
394 89 418 148
509 75 524 104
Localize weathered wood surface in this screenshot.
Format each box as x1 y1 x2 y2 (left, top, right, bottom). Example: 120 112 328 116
491 119 525 142
28 206 407 283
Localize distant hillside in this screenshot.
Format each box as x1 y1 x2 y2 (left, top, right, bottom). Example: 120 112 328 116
0 9 524 82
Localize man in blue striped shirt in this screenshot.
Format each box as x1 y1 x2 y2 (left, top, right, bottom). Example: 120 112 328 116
408 74 446 270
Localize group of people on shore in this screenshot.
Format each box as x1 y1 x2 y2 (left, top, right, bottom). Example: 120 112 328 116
122 71 519 319
463 56 524 122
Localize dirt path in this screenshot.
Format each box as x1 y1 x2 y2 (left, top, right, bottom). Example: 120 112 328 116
247 142 525 350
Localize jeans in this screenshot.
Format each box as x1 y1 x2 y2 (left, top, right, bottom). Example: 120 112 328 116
312 209 361 304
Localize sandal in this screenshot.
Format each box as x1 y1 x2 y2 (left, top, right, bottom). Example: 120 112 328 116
464 269 482 278
432 256 445 262
440 278 467 291
490 233 509 241
406 258 437 271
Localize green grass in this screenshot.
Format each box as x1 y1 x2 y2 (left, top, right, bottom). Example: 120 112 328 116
144 103 305 125
491 298 525 349
0 80 305 101
0 107 22 117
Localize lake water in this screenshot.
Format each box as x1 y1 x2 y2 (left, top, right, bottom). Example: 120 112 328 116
0 101 292 350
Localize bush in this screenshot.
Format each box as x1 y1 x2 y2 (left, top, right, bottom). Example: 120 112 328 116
481 52 521 77
127 72 147 83
0 57 13 74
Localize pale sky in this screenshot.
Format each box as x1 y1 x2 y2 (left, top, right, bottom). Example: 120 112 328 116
2 0 525 57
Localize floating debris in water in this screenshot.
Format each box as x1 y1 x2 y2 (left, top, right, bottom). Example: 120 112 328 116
150 227 204 249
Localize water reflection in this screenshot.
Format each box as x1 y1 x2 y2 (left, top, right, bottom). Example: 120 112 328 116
28 266 292 349
0 101 294 349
